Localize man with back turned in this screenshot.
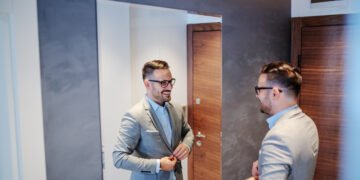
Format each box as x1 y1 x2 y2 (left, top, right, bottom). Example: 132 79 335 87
251 61 319 180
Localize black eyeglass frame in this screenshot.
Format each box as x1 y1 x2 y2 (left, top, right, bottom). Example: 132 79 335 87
254 86 283 95
148 78 176 88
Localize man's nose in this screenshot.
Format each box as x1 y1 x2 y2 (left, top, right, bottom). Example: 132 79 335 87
166 84 173 90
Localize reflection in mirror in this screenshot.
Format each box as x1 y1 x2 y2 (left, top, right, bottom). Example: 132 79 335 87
96 1 221 179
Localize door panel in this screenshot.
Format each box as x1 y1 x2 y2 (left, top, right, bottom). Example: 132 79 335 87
292 15 350 179
188 24 222 180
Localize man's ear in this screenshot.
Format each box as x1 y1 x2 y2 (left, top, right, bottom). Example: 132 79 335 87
272 87 281 99
144 80 150 88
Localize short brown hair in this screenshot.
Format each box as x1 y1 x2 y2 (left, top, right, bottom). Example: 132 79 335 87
142 60 170 80
260 61 302 97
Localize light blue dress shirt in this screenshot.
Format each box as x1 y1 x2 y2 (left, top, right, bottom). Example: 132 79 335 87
146 96 173 145
266 104 299 129
146 96 175 180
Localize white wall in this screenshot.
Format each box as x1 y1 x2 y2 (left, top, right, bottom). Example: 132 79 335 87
97 1 132 179
130 4 188 106
0 0 46 179
292 0 357 17
97 1 188 179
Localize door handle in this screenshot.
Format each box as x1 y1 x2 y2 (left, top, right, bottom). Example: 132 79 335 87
196 131 206 138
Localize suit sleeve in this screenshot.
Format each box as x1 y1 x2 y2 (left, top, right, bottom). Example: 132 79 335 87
180 108 194 151
112 113 157 174
258 134 293 180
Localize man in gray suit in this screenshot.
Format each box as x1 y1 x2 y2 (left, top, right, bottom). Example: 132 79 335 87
113 60 194 180
251 62 319 180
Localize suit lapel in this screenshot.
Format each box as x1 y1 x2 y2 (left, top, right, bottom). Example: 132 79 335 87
143 99 173 152
166 103 179 149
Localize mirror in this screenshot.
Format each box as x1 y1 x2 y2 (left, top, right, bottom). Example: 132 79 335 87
96 1 222 179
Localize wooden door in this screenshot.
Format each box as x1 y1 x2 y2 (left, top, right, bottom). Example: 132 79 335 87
187 23 222 180
291 15 354 179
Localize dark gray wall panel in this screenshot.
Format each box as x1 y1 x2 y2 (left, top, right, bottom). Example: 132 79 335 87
37 0 103 179
37 0 289 179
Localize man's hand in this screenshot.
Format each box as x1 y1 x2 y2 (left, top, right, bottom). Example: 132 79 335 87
252 160 259 180
245 177 257 180
160 156 177 171
173 143 190 160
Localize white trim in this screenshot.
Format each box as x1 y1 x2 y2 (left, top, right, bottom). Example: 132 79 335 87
187 13 222 24
292 0 357 17
310 0 349 9
12 0 47 177
1 0 47 179
1 12 20 180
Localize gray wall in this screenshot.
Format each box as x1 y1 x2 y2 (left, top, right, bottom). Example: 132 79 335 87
37 0 290 179
37 0 103 179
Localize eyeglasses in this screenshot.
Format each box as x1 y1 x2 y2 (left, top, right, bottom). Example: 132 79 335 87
254 86 283 95
148 78 176 88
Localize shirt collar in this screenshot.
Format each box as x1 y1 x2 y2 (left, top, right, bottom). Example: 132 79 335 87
266 104 298 129
146 95 166 112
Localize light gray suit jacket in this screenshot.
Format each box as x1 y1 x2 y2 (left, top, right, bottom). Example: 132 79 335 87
113 98 194 180
258 106 319 180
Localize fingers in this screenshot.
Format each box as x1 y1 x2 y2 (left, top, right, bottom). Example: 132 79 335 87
160 156 177 171
177 148 189 160
173 144 189 160
171 156 177 164
173 145 182 156
169 156 177 168
169 155 175 161
245 177 256 180
251 160 259 177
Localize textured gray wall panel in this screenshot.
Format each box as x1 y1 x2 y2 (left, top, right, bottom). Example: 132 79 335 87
37 0 103 179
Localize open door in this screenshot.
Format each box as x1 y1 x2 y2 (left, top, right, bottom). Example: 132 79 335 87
187 23 222 180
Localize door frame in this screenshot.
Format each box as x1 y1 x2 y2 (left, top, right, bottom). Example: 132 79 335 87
291 13 355 179
187 22 222 180
291 14 354 67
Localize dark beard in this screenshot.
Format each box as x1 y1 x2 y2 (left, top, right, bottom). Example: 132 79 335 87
260 109 271 115
260 108 266 114
260 103 271 115
161 90 171 102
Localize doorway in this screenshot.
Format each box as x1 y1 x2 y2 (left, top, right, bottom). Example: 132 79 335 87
187 23 222 180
